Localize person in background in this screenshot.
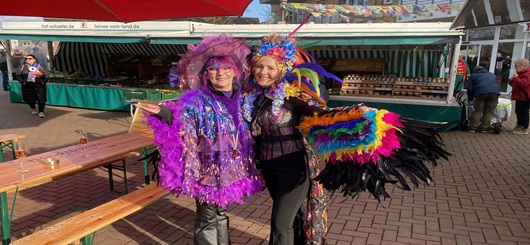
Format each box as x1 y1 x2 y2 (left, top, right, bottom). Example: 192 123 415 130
15 54 47 118
466 66 500 133
508 58 530 135
135 34 264 245
0 50 8 91
467 56 476 73
31 47 48 70
11 49 24 74
456 53 471 91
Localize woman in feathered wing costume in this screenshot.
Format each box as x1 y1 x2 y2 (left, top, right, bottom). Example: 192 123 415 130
242 33 450 245
136 34 264 245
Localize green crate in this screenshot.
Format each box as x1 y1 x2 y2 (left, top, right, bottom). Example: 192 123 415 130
48 77 65 83
123 89 146 100
161 91 177 100
76 80 90 85
64 78 77 84
146 90 161 101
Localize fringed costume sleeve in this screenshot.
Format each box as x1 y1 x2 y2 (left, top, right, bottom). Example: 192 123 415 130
299 107 450 201
145 92 202 200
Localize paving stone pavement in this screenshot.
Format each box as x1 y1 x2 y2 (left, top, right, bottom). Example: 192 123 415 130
0 90 529 245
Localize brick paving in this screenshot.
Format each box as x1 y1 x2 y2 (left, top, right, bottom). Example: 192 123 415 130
0 90 529 245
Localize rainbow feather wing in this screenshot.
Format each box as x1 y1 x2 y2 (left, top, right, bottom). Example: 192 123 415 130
302 109 401 164
300 107 450 201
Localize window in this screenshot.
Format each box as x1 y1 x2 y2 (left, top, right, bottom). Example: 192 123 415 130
341 0 366 5
467 26 495 41
526 42 530 59
500 24 518 40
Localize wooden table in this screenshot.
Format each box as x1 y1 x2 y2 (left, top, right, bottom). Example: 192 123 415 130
0 135 26 163
0 129 154 245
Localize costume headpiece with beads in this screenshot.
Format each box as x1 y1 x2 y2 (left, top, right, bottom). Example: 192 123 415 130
243 22 342 121
252 33 299 74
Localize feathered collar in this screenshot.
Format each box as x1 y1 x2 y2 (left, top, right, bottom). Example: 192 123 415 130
243 77 305 122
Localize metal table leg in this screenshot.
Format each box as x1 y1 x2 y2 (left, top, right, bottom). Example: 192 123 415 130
143 147 150 186
0 145 4 163
1 192 11 245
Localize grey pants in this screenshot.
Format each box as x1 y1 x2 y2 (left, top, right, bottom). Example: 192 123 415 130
469 94 499 131
193 200 230 245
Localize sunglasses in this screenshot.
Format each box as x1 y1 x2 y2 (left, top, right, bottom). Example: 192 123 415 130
206 66 232 73
25 57 34 60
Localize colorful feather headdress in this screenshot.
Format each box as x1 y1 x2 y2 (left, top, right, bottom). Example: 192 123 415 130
243 30 342 121
252 33 299 74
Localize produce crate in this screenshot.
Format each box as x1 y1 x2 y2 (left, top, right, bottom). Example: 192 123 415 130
48 77 65 83
77 80 91 85
122 89 146 100
146 90 161 101
63 78 77 84
161 91 177 100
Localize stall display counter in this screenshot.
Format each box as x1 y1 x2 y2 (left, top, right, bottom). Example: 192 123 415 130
8 81 179 112
340 75 450 102
328 95 462 132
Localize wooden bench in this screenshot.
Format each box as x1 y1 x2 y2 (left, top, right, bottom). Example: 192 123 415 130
0 134 26 162
11 184 170 245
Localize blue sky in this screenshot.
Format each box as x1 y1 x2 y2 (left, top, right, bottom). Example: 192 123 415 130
243 0 271 22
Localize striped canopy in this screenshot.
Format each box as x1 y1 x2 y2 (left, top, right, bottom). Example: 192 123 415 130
52 42 187 76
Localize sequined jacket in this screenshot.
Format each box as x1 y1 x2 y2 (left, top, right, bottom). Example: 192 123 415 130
147 84 264 208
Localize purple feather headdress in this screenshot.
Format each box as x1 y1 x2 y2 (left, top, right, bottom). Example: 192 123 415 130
177 33 250 90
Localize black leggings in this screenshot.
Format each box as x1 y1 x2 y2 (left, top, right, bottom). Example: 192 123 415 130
261 150 309 245
515 100 530 129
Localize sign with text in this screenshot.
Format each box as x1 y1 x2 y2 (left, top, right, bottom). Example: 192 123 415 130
1 21 190 31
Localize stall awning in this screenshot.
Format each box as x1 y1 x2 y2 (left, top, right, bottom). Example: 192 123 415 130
0 21 191 43
0 21 463 45
451 0 530 29
151 36 460 46
0 33 146 43
150 22 463 46
52 42 188 76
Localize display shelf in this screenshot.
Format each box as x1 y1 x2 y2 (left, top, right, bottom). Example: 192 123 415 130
392 95 447 101
340 74 450 101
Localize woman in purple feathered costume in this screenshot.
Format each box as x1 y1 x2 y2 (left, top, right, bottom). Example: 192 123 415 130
135 34 264 245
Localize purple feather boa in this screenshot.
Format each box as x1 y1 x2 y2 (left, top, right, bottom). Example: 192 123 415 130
146 87 264 208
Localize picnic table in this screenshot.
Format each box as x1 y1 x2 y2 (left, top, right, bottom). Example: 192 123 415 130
0 134 26 163
0 129 154 245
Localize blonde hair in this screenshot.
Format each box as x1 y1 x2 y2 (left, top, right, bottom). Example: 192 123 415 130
514 58 529 68
252 55 283 80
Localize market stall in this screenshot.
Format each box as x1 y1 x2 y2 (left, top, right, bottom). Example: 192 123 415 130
150 21 465 130
1 21 464 129
0 22 187 111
